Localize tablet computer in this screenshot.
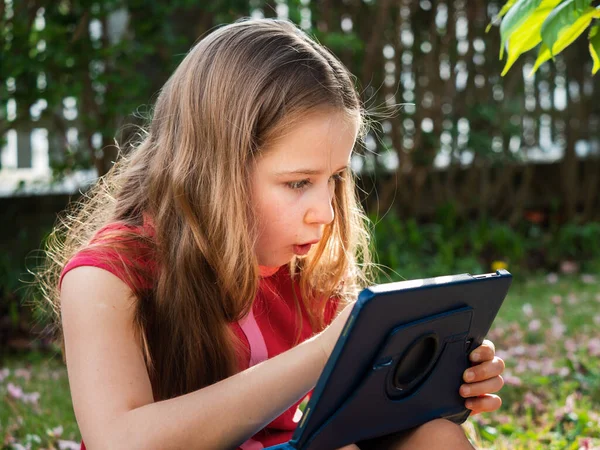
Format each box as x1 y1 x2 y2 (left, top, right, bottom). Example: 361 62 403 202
267 269 512 450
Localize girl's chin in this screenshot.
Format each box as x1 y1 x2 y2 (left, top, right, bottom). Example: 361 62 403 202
257 246 308 267
256 254 292 268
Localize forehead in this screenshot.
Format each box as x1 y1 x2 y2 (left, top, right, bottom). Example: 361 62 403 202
257 110 359 171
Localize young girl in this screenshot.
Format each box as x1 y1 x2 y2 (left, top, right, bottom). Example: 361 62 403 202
40 18 505 450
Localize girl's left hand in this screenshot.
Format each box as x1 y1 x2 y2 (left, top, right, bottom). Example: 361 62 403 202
459 339 505 415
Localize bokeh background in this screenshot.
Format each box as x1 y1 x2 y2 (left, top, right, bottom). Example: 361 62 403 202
1 1 599 449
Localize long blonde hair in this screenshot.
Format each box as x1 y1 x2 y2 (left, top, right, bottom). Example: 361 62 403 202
37 18 372 401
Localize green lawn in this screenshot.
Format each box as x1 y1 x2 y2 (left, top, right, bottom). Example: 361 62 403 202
1 273 599 449
469 273 600 449
0 352 80 449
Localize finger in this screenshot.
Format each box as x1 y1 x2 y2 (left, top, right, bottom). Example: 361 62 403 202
463 357 505 382
469 340 496 363
482 339 495 353
460 375 504 398
465 394 502 415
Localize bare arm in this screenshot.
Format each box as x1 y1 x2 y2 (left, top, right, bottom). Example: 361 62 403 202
61 267 341 450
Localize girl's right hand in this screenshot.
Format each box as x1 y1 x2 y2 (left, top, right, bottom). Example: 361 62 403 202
315 302 356 367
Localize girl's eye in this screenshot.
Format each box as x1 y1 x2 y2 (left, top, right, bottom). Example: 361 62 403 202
286 172 344 190
287 179 311 190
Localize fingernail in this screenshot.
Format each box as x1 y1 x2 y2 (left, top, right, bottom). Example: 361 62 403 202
462 386 470 396
471 352 480 362
466 400 474 409
464 370 474 381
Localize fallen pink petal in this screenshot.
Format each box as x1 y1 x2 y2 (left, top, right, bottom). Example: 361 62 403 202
7 382 24 400
58 440 81 450
14 368 32 381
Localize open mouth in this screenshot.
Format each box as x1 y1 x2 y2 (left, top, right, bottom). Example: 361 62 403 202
293 243 313 255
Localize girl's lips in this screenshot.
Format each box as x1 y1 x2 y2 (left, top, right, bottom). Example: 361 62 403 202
293 243 312 255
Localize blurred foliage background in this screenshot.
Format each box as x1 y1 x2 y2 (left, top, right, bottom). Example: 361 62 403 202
1 0 599 351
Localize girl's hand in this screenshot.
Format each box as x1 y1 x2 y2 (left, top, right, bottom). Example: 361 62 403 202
459 339 505 415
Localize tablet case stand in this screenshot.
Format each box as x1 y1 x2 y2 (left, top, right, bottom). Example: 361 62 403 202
265 271 511 450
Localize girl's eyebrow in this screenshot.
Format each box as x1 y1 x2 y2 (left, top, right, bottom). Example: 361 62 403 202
275 165 349 176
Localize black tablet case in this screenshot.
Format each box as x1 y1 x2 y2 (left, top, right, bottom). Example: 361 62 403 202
266 270 512 450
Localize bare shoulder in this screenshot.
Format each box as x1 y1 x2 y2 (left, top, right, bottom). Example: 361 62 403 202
60 267 154 445
61 265 138 314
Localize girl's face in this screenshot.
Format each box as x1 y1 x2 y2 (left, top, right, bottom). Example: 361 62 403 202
250 110 359 267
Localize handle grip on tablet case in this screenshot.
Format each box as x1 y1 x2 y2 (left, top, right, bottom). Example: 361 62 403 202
390 332 439 395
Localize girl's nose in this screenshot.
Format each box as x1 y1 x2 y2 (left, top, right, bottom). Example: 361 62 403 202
304 184 335 225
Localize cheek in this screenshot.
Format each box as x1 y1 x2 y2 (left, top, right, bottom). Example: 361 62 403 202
257 194 302 239
268 201 292 229
255 195 284 233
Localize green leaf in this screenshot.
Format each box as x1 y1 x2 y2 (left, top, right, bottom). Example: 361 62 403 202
499 0 522 19
589 23 600 74
531 7 600 73
541 0 593 56
500 0 544 59
487 0 520 33
501 0 563 76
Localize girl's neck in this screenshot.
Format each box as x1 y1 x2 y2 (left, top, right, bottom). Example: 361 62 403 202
258 265 281 277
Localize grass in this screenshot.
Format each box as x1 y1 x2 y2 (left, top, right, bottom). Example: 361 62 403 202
1 273 599 449
0 351 80 449
467 272 600 449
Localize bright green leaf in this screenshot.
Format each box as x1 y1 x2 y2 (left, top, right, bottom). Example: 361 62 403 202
499 0 522 19
541 0 593 56
500 0 543 59
487 0 520 33
501 0 562 76
590 23 600 74
530 44 552 75
531 7 600 74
